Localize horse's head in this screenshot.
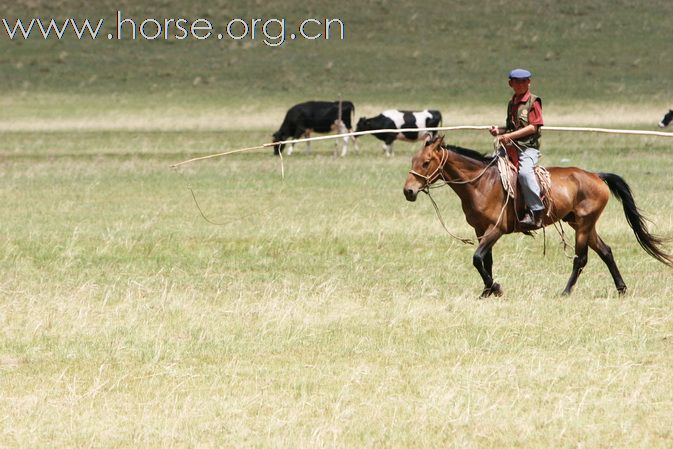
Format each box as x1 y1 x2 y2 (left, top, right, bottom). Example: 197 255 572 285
403 135 446 201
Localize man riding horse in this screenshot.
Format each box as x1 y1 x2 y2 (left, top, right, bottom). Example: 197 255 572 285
403 135 673 297
489 68 544 230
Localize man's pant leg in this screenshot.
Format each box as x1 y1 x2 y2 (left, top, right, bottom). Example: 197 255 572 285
518 147 544 211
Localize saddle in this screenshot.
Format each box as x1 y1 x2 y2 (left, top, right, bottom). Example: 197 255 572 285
496 149 553 214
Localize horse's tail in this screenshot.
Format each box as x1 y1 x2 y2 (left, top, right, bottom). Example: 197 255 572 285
598 172 673 266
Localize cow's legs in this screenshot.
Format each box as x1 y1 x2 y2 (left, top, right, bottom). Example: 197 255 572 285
333 121 349 157
382 142 393 157
303 131 311 154
350 131 359 153
340 135 349 157
288 129 308 156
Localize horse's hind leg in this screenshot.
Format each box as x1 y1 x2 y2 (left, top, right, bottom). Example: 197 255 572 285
588 231 627 294
562 226 589 295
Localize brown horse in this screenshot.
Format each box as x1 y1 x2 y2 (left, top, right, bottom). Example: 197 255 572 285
403 136 673 297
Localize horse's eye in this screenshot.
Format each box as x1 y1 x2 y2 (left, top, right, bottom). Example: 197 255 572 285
422 160 430 168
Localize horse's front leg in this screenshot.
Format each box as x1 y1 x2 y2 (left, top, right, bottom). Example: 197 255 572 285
473 228 503 297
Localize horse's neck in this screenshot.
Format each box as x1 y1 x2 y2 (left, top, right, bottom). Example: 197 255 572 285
442 150 494 200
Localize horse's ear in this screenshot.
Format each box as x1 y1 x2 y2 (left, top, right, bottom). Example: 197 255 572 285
434 135 445 150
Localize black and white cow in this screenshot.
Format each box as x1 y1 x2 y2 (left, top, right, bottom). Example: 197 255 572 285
355 109 442 156
272 100 358 156
658 109 673 128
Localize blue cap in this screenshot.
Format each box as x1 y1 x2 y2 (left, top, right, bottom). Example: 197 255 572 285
508 68 532 79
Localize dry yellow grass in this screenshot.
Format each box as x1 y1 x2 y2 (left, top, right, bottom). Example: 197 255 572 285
1 127 672 448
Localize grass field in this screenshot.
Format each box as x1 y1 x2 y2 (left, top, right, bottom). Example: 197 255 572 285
2 127 673 448
2 0 673 448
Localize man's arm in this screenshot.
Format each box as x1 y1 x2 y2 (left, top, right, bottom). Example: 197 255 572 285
496 124 538 144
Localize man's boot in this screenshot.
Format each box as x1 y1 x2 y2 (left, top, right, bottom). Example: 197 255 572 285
519 209 544 230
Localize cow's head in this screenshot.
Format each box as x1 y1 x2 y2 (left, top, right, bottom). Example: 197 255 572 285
272 131 285 155
355 117 369 133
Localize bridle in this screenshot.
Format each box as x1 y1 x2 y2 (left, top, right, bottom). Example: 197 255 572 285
408 144 499 191
408 144 450 192
407 145 474 244
406 143 500 245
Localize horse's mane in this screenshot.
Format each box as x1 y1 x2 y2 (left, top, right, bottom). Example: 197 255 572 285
442 144 495 164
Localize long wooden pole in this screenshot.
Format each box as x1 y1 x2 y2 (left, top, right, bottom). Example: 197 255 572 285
543 126 673 137
170 145 267 168
170 126 673 167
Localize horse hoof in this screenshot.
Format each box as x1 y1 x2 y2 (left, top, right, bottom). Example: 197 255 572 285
617 286 627 296
491 283 503 297
480 283 503 298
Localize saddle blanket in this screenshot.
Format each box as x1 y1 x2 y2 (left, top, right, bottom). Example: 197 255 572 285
497 153 552 208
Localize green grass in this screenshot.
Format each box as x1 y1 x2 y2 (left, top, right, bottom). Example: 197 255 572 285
1 0 673 108
2 0 673 447
1 128 673 448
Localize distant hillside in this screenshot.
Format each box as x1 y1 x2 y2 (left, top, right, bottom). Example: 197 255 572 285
1 0 672 109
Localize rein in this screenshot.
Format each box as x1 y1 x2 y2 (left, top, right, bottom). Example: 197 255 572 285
408 145 450 189
410 142 579 250
408 149 473 243
409 145 500 245
409 145 499 190
425 190 475 245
